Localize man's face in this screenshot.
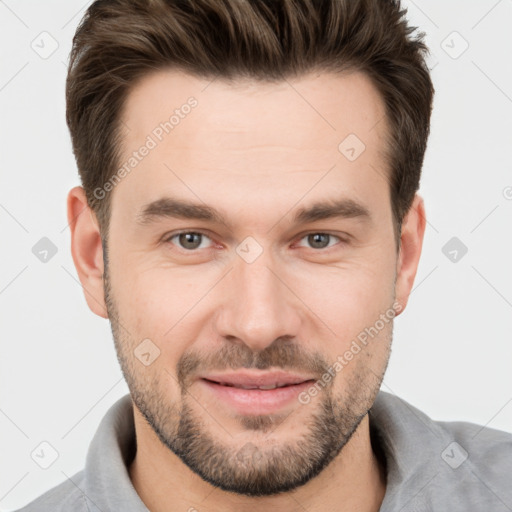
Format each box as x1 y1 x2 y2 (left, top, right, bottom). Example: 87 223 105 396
103 70 401 496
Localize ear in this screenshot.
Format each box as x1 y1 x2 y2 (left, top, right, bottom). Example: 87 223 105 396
67 186 108 319
394 194 426 315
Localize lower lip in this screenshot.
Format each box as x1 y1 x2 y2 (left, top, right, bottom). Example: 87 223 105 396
199 379 314 415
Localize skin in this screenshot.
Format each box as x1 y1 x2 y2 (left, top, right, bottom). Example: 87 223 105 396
68 69 426 512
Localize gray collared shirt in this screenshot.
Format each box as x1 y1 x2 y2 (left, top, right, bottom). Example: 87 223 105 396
16 390 512 511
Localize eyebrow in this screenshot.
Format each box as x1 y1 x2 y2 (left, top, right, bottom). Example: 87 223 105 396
135 196 371 228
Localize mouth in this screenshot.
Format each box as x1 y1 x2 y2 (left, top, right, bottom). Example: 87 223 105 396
204 379 314 390
197 371 317 415
201 378 315 390
199 369 316 389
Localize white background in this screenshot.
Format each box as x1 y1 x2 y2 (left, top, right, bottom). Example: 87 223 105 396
1 0 511 509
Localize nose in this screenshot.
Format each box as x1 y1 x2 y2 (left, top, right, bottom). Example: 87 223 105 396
214 252 302 353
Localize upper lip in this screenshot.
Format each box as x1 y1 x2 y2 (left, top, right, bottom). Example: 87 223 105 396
200 370 316 389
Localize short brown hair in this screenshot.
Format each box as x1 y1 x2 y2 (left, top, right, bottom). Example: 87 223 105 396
66 0 434 244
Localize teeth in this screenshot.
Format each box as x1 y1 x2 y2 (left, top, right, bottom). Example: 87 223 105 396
216 381 295 390
219 382 288 390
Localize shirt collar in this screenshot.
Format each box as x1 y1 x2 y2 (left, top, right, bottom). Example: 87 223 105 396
369 390 451 512
84 394 148 511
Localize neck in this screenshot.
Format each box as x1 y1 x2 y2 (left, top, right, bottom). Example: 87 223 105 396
129 409 386 512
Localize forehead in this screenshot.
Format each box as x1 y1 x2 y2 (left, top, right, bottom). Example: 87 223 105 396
113 69 390 224
121 68 387 147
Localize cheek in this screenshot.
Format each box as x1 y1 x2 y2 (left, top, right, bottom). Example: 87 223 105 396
295 260 395 341
121 267 217 347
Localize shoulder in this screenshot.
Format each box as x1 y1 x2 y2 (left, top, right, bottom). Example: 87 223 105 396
373 390 512 465
15 471 89 512
434 416 512 483
371 391 512 511
439 415 512 452
427 418 512 510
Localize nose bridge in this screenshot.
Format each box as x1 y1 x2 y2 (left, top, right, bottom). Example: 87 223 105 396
215 249 301 351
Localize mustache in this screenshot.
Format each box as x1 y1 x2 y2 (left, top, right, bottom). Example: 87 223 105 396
176 337 330 389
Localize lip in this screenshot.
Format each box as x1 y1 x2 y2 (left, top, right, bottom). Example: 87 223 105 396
198 371 316 415
200 370 315 389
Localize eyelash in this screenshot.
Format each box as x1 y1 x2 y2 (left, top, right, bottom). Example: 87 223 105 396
163 230 347 253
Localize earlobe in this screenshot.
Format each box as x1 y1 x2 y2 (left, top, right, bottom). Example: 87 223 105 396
67 186 109 319
394 194 426 315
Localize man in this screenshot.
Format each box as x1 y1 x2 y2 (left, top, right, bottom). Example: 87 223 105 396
18 0 512 511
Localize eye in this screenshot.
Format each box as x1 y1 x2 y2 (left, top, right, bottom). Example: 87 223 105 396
165 231 214 251
296 233 343 250
163 231 346 253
